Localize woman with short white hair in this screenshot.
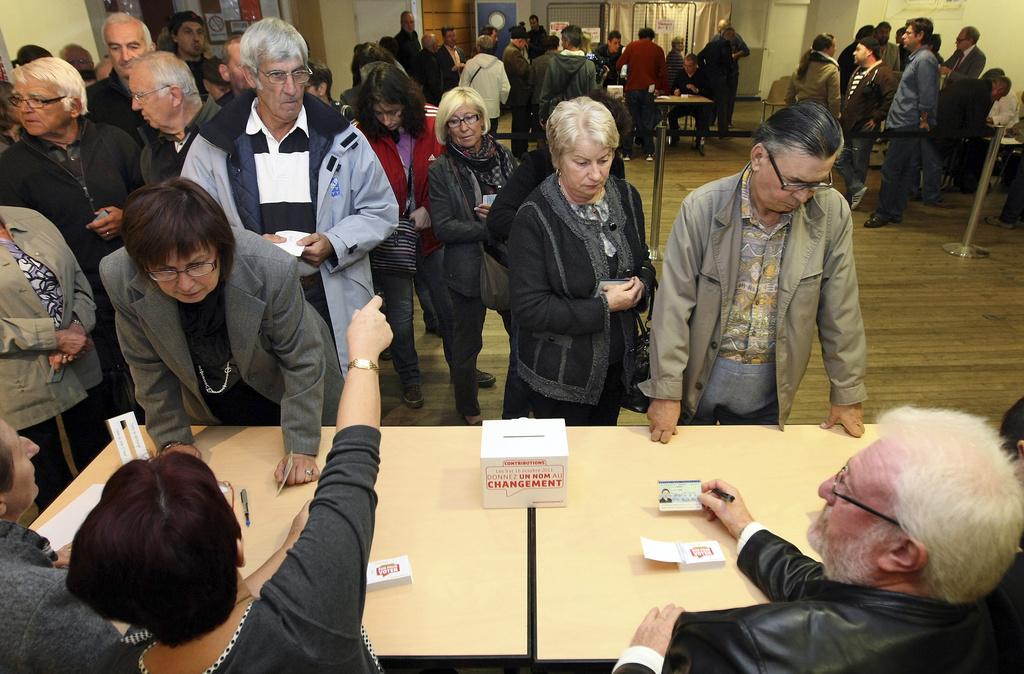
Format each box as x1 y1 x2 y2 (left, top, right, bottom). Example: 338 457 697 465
508 97 655 425
0 56 144 428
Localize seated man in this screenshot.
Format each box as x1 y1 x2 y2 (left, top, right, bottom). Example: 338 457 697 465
668 53 711 153
615 406 1024 673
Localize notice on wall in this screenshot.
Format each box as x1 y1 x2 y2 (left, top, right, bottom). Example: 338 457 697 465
549 21 569 35
582 27 602 44
655 18 676 34
206 13 228 42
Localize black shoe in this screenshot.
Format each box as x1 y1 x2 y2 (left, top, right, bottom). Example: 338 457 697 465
402 384 424 409
476 369 496 388
924 200 954 210
863 214 890 229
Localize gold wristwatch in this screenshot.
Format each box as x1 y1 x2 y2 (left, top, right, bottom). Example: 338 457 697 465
348 358 379 372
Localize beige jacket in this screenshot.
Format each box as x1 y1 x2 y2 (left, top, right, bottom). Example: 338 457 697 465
786 54 841 118
0 207 101 430
640 172 867 427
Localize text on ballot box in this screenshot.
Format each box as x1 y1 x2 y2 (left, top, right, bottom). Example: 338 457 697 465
481 418 568 509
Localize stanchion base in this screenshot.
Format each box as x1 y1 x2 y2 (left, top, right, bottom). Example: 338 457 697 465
943 242 989 258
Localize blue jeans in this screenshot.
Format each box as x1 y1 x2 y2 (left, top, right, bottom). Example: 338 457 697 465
876 131 920 221
836 128 874 199
372 269 420 387
919 138 944 204
415 245 454 367
626 89 657 156
689 359 778 425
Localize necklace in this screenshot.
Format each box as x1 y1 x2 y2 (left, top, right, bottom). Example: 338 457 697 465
198 362 231 394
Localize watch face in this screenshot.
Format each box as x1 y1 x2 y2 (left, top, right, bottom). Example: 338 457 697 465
488 11 506 30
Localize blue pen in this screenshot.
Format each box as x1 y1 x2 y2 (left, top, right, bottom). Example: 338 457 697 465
240 489 251 527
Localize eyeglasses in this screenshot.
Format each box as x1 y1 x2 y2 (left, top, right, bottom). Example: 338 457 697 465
132 85 170 102
147 259 218 282
261 67 312 86
10 94 66 109
831 465 901 527
766 150 834 192
446 113 480 129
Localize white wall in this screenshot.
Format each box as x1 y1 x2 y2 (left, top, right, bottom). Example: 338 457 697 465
1 0 99 63
355 0 411 45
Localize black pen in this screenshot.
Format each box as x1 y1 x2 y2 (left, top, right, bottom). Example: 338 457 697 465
711 487 735 503
241 489 251 527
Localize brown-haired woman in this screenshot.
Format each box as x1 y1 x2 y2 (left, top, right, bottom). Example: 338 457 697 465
785 34 841 118
99 178 341 487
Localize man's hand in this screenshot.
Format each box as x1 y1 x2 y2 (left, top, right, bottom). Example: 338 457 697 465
863 119 877 131
673 88 681 96
276 453 320 486
698 479 753 539
919 118 930 131
627 604 684 655
85 206 123 240
939 65 952 76
410 206 431 231
820 402 865 437
686 83 699 93
298 233 335 267
55 326 90 357
647 398 680 443
262 233 287 244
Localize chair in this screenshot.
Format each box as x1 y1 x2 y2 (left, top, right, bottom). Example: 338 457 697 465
761 76 791 121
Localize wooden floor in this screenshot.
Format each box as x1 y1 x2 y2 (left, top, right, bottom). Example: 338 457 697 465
379 101 1024 429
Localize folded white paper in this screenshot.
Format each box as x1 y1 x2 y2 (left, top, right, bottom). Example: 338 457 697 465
641 537 726 567
35 484 105 550
367 555 413 591
274 230 308 257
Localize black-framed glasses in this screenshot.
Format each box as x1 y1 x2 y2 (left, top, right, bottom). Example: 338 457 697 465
131 85 171 102
147 259 217 282
10 94 66 109
261 67 312 86
766 150 833 192
446 113 480 129
832 465 901 527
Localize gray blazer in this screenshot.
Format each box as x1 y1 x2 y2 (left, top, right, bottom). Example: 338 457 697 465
943 46 986 84
99 229 341 455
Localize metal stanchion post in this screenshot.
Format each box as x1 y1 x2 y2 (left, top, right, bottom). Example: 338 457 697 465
943 125 1006 259
650 109 669 260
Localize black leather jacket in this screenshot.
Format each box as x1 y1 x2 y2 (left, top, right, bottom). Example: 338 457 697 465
624 530 997 673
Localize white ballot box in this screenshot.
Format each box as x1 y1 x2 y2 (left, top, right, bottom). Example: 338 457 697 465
481 418 568 509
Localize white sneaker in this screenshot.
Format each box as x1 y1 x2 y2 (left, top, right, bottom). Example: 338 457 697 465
850 186 867 210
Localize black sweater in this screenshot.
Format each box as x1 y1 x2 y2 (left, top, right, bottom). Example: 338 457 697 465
0 119 143 315
509 175 654 405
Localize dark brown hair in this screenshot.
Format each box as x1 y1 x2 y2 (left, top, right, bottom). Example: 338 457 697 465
121 178 236 282
356 62 426 140
797 33 835 80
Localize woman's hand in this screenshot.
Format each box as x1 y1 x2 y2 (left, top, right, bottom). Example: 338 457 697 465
346 295 393 361
603 276 644 312
410 206 432 231
55 324 90 357
277 453 320 486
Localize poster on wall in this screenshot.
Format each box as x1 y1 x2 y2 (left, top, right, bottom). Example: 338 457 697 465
655 19 676 34
582 27 602 44
206 13 228 42
549 21 569 35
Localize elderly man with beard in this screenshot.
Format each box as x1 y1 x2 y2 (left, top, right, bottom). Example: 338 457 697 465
613 406 1024 673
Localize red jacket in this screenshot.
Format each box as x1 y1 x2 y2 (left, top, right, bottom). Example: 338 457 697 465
618 39 668 93
362 105 444 257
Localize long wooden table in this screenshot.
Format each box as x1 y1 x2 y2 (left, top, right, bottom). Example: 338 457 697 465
35 423 875 668
535 424 877 668
33 425 530 668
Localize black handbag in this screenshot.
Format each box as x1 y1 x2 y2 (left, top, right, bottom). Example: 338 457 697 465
370 164 418 275
622 278 656 414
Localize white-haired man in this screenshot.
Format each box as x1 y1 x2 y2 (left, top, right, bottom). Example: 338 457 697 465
86 12 155 144
616 406 1024 673
128 52 220 183
0 58 143 421
181 20 396 439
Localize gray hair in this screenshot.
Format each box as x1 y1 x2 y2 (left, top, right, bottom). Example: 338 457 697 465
102 12 153 48
884 406 1024 603
963 25 980 44
476 35 494 53
546 97 619 165
12 57 88 114
754 100 843 159
131 51 200 101
240 18 308 79
561 25 583 49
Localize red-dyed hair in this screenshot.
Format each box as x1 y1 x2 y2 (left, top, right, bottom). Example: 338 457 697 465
66 452 241 646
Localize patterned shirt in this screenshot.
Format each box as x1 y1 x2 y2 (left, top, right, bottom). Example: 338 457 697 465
246 101 315 234
717 168 792 364
0 237 64 328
